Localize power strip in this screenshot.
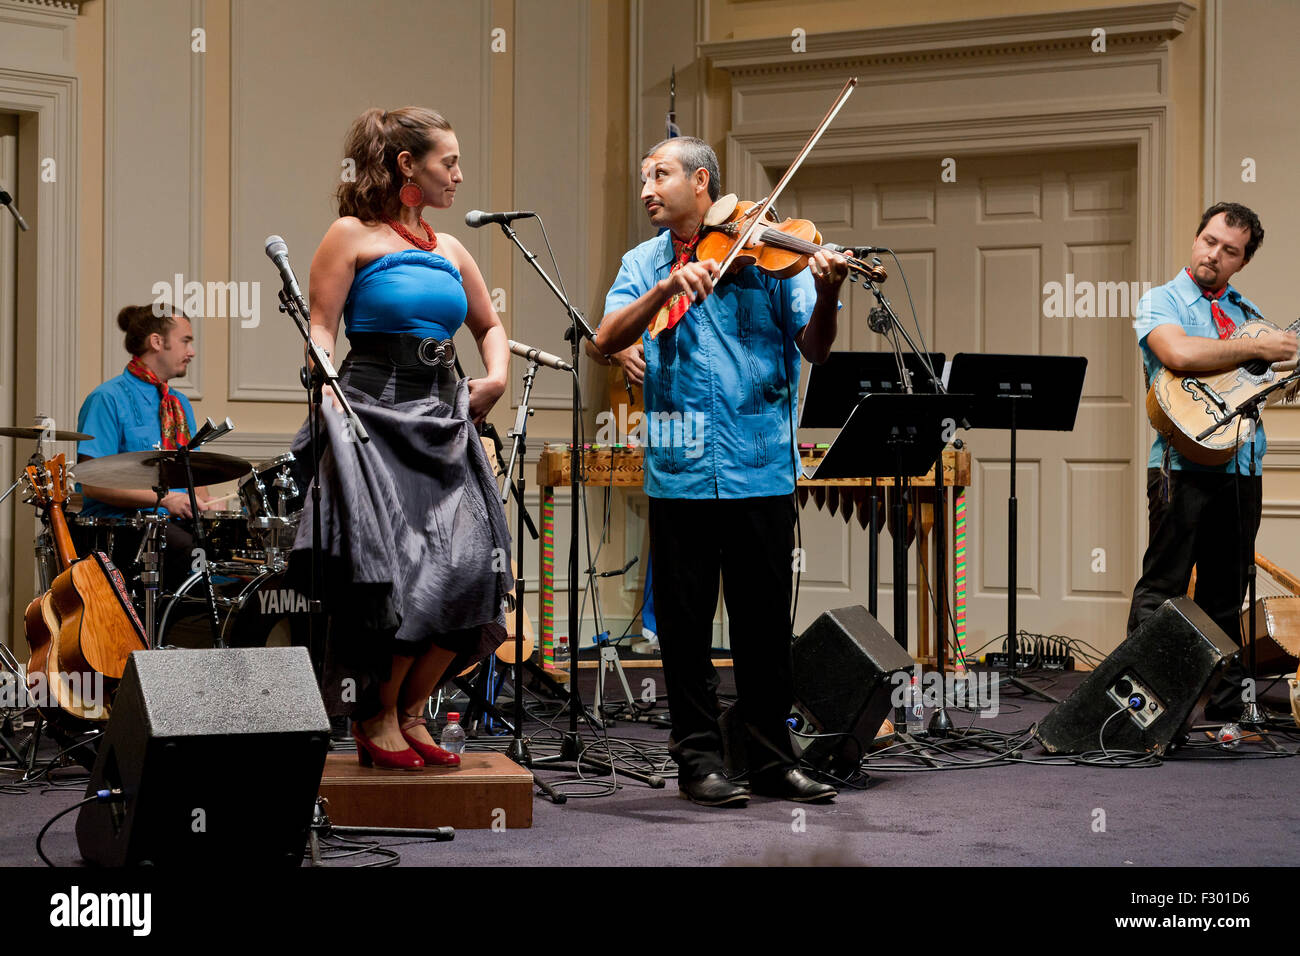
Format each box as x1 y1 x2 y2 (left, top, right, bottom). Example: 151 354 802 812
982 650 1075 671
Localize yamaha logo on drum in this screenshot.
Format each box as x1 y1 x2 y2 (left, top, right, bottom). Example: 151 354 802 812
257 587 309 615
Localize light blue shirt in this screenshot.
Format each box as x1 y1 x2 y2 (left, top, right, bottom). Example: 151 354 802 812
1135 268 1265 474
76 368 198 517
602 232 818 499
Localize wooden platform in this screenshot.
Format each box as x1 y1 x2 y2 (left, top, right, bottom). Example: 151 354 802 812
318 751 534 829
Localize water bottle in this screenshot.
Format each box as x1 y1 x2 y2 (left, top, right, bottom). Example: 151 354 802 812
554 634 570 669
1215 722 1242 750
440 712 467 755
906 668 925 735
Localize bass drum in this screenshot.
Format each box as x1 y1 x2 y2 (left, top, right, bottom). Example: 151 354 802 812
157 564 311 649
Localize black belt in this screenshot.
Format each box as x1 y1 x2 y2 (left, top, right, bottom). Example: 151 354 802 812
346 333 457 369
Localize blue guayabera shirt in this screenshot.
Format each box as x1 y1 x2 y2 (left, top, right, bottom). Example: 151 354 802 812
76 369 198 517
603 231 818 499
1134 268 1265 474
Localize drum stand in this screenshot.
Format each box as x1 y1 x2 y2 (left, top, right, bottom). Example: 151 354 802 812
133 511 168 649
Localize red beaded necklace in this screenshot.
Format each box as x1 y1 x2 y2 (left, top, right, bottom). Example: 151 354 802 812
384 216 437 251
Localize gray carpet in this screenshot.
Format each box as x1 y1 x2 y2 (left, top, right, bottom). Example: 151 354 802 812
6 667 1299 868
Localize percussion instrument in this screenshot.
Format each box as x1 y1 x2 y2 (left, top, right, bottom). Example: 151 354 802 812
534 442 973 667
157 563 308 650
0 425 93 442
73 449 252 490
238 452 303 557
71 514 146 557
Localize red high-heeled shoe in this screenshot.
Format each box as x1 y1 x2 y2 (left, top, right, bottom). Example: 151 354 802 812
353 722 424 771
400 716 461 767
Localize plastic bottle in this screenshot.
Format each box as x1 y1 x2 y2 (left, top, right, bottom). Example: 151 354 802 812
440 711 467 755
906 668 925 735
1216 722 1242 750
555 634 570 669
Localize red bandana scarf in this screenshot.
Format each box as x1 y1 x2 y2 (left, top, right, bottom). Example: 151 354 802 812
1186 267 1236 339
647 229 703 340
126 356 191 450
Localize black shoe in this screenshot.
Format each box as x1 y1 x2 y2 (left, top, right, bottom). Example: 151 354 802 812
750 768 837 803
679 772 749 807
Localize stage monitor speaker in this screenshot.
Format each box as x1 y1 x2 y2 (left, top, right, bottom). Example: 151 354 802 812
1037 597 1238 756
791 605 915 775
76 647 330 867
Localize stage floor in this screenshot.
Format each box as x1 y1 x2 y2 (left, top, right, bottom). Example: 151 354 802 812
5 668 1298 868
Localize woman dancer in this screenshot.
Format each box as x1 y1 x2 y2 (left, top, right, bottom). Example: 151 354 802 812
300 106 513 769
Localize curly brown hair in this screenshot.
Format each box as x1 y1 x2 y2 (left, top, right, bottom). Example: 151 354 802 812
335 107 452 223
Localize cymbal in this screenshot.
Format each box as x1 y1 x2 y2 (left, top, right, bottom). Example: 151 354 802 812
0 425 93 442
74 450 252 490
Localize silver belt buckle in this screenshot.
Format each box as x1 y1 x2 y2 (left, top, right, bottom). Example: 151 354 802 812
417 337 455 368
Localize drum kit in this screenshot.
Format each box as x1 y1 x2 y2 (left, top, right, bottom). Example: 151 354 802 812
1 421 308 656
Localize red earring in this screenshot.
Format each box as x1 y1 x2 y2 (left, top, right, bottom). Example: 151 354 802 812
399 177 425 208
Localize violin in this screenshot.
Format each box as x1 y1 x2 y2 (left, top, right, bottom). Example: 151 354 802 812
689 77 886 289
696 194 887 284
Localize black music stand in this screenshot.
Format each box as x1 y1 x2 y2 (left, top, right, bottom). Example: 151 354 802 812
811 393 971 735
947 354 1087 703
800 351 946 428
802 352 946 618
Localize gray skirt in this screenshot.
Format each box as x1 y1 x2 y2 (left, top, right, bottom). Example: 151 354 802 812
290 351 514 715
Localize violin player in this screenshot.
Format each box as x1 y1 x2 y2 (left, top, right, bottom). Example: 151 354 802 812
595 136 848 807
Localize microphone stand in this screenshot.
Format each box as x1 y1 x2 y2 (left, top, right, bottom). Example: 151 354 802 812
1195 371 1300 736
275 285 369 685
858 261 971 735
494 217 663 789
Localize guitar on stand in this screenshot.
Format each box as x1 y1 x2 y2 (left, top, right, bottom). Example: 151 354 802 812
19 455 149 772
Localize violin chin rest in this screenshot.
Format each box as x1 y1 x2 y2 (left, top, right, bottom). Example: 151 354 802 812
703 193 737 227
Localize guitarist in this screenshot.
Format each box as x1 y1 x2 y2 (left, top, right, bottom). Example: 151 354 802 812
74 305 215 589
1128 202 1297 721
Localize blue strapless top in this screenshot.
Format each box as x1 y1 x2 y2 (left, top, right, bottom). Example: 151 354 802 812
343 249 467 339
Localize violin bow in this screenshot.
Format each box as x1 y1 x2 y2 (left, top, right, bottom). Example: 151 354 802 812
711 77 858 278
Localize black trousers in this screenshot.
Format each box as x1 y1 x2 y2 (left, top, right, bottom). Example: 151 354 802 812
648 494 799 781
1127 468 1262 711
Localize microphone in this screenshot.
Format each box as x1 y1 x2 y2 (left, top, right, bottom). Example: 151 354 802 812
868 306 891 334
508 339 573 372
0 189 29 232
264 235 309 318
824 242 889 257
464 209 536 228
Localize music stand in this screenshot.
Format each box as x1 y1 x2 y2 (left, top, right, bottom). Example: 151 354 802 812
800 351 946 428
947 354 1087 702
811 393 972 736
802 352 946 617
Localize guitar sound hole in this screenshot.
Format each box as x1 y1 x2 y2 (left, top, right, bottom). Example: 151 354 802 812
1243 359 1269 376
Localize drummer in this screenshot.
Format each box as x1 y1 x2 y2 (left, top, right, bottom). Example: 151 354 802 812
74 305 215 586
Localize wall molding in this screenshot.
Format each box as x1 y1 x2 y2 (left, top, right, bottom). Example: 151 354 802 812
699 3 1193 78
102 0 205 397
0 68 79 450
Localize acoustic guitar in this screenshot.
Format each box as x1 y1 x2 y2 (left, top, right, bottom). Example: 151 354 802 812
1145 316 1300 465
23 455 148 721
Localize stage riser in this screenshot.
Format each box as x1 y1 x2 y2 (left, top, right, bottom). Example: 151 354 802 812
318 752 534 829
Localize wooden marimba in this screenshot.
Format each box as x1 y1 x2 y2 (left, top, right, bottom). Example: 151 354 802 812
534 443 973 667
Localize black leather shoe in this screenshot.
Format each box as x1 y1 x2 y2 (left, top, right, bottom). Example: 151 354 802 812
679 772 749 807
750 768 837 803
